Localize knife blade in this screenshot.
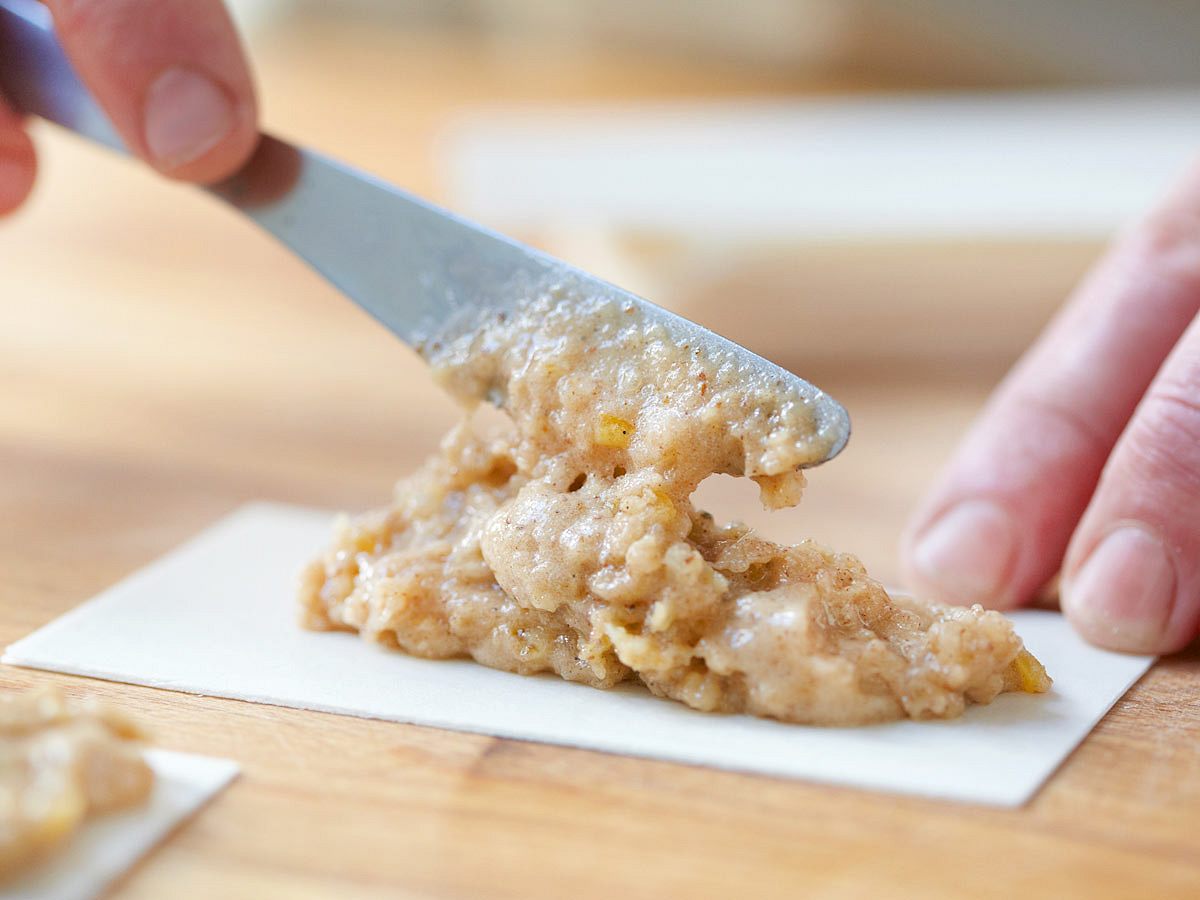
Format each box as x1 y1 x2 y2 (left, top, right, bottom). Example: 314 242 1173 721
0 0 850 464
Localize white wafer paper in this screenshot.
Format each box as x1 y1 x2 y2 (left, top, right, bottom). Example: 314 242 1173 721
4 503 1153 807
2 751 238 900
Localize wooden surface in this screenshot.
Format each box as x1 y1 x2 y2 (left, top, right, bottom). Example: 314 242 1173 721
2 17 1198 899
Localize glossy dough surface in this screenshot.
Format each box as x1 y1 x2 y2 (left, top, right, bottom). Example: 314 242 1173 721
301 292 1050 724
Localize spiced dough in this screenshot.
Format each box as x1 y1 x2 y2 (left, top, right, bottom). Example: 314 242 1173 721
0 688 153 880
300 291 1050 725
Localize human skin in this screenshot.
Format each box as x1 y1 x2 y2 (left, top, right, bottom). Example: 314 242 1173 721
0 0 257 213
903 160 1200 656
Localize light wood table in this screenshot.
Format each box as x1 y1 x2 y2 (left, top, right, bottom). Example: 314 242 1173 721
1 18 1197 899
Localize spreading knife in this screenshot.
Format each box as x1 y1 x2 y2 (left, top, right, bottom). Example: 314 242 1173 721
0 0 850 465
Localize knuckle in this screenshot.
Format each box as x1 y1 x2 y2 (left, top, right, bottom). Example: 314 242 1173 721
1123 384 1200 494
1004 386 1114 468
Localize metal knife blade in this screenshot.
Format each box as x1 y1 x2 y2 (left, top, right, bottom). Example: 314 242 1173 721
0 0 850 464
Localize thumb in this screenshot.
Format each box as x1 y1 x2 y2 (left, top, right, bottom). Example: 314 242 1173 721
45 0 258 183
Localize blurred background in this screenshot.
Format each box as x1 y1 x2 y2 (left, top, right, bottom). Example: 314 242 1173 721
5 0 1200 583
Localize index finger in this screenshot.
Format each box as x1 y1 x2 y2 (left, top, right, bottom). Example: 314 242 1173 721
45 0 257 183
900 159 1200 610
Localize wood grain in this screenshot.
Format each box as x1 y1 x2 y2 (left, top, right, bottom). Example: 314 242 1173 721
1 17 1196 899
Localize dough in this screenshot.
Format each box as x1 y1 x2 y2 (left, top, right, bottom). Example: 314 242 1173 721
300 290 1050 724
0 688 153 880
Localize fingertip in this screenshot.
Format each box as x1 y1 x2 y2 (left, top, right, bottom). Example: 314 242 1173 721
0 130 37 215
142 67 258 183
176 109 258 185
46 0 259 184
1061 524 1188 654
901 499 1025 609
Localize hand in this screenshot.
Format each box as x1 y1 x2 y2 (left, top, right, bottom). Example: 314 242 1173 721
901 161 1200 655
0 0 257 214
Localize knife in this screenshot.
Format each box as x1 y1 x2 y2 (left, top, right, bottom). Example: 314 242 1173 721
0 0 849 465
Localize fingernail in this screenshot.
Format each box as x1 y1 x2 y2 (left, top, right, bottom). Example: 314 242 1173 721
143 68 235 168
910 500 1018 605
1063 526 1175 653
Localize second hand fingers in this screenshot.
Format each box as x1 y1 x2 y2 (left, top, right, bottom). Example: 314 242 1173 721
1062 312 1200 654
44 0 257 183
901 160 1200 609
